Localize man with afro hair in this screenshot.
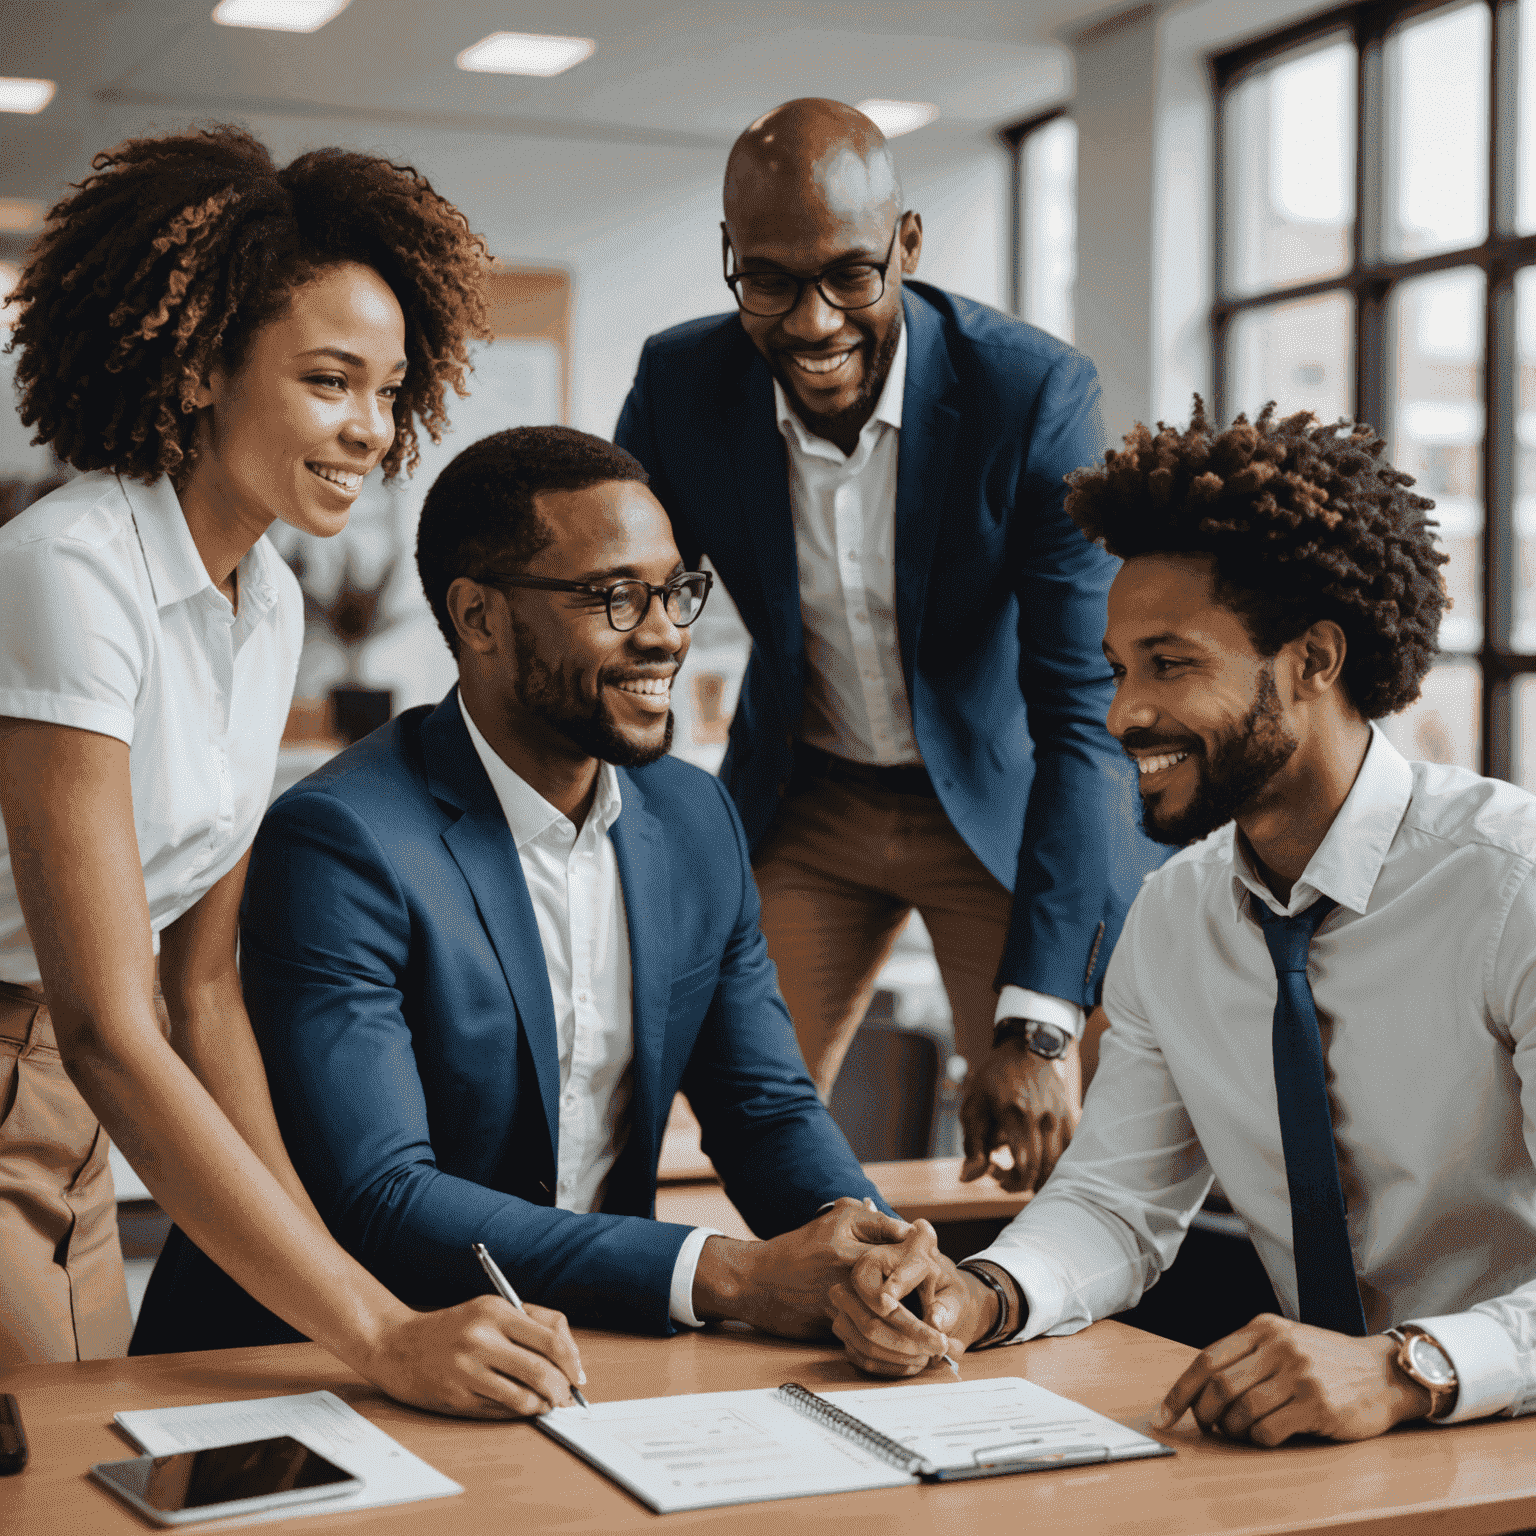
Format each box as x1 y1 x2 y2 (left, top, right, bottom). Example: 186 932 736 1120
826 400 1536 1449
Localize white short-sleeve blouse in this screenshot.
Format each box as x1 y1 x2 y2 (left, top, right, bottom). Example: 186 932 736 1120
0 471 304 983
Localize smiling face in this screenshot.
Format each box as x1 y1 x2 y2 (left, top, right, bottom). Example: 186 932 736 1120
190 261 407 540
724 160 919 448
475 480 690 772
1104 553 1301 847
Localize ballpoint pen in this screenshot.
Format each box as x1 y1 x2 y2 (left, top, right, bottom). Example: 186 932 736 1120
472 1242 591 1410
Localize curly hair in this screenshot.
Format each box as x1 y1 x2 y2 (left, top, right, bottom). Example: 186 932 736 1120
1064 398 1447 719
416 425 651 658
4 124 489 483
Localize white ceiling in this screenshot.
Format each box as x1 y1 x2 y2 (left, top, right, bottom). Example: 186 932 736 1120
0 0 1106 182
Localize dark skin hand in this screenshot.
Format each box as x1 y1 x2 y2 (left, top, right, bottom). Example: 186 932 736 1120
1153 1315 1433 1446
830 1225 1002 1376
959 1039 1077 1193
692 1197 912 1339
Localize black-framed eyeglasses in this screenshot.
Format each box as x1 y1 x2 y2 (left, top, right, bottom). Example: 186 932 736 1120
721 216 904 318
478 570 714 633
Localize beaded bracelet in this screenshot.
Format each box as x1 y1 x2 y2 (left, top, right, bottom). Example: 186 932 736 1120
957 1261 1016 1349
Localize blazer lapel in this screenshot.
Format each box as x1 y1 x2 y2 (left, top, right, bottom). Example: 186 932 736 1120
894 290 962 688
607 774 672 1194
724 355 805 721
421 694 562 1157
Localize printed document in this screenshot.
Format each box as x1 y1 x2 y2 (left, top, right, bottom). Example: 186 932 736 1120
113 1389 461 1527
539 1375 1170 1513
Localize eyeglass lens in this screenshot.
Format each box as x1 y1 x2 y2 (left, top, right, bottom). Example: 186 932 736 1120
734 266 885 318
608 576 709 632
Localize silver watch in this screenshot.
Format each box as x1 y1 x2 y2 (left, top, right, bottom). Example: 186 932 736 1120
994 1017 1072 1060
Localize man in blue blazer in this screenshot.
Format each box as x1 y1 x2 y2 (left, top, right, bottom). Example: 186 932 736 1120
615 99 1156 1192
130 426 907 1354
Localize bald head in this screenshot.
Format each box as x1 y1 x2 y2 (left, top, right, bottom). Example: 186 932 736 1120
723 98 902 234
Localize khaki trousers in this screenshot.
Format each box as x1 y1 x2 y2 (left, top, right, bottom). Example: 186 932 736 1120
752 771 1022 1099
0 980 133 1367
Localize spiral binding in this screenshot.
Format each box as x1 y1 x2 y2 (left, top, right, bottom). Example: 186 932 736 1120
775 1383 929 1475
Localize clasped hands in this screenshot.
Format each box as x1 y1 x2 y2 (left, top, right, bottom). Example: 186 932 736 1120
827 1224 1435 1448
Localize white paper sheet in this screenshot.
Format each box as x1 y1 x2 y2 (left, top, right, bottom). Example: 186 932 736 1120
112 1390 461 1528
539 1376 1169 1513
822 1376 1170 1473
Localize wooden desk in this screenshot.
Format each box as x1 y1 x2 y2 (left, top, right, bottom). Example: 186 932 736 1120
6 1323 1535 1535
655 1156 1029 1240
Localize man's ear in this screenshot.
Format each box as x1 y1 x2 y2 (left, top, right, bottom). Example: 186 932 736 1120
899 211 923 276
1293 620 1348 699
446 576 500 659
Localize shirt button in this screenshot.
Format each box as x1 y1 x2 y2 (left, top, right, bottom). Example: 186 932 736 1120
855 612 868 624
577 991 589 1004
563 1092 576 1108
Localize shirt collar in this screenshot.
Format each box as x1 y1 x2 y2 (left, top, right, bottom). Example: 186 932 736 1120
121 474 279 629
1228 722 1415 921
772 318 908 458
458 691 623 850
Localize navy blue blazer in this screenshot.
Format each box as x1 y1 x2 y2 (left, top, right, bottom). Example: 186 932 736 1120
236 693 887 1336
615 283 1160 1008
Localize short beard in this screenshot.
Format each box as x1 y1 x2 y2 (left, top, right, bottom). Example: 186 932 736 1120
778 312 903 442
508 611 675 770
1139 662 1299 847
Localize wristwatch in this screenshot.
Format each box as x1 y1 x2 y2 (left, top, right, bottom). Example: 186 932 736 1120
1385 1326 1458 1419
993 1017 1072 1061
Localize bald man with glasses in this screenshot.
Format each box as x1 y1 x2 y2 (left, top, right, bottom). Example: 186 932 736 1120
616 98 1160 1193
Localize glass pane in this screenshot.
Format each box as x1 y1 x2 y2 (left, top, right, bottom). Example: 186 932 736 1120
1521 0 1536 233
1222 34 1354 297
1378 660 1481 771
1020 117 1076 343
1513 268 1536 649
1227 290 1353 425
1390 267 1485 653
1385 2 1490 258
1513 676 1536 789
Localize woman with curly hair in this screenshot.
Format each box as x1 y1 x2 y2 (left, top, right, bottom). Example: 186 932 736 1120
0 125 582 1417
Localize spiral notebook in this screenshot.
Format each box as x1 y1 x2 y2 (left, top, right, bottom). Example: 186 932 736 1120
537 1375 1172 1513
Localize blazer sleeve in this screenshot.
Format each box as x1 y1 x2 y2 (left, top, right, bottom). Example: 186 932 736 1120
680 777 894 1230
614 342 703 569
998 350 1162 1007
240 788 695 1336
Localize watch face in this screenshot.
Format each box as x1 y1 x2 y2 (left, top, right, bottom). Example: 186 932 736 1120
1025 1022 1070 1060
1407 1335 1456 1387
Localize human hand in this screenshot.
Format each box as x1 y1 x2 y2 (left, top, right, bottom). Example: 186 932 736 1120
1152 1314 1433 1447
960 1038 1077 1192
828 1221 998 1377
692 1196 911 1339
362 1296 585 1419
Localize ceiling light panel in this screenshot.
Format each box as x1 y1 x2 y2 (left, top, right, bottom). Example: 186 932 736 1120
0 200 44 233
0 78 56 114
856 99 940 139
211 0 352 32
457 32 596 77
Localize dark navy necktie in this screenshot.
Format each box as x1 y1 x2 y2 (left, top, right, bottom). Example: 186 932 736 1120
1251 892 1368 1336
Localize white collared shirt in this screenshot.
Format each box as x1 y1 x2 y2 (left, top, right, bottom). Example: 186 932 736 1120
773 330 1081 1041
973 726 1536 1422
0 471 302 983
458 697 716 1325
775 322 918 768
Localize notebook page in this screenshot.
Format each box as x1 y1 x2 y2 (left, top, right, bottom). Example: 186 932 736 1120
539 1387 913 1513
822 1376 1171 1473
112 1390 462 1528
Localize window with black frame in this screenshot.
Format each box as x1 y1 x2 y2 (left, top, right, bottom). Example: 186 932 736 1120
1214 0 1536 782
1004 110 1077 342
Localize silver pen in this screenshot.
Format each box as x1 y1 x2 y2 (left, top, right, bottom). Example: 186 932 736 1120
472 1242 590 1410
